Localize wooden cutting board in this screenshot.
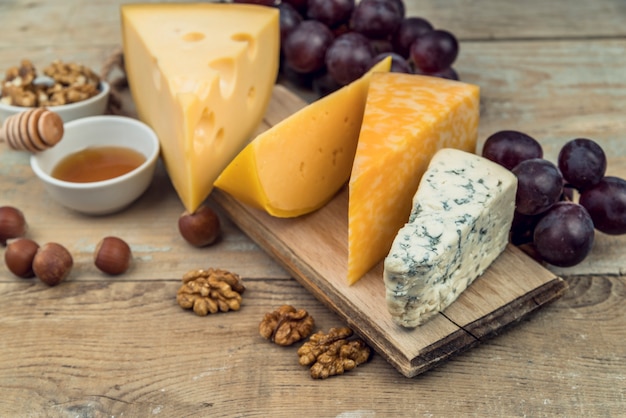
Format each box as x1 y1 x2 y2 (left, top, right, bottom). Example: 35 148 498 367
211 85 568 378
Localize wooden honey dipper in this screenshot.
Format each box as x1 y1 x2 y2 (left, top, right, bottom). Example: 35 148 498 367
0 108 64 152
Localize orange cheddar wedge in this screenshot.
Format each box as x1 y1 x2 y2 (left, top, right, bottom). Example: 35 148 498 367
347 72 480 285
214 57 392 218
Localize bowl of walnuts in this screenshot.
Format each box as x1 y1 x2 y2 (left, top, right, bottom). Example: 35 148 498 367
0 59 110 125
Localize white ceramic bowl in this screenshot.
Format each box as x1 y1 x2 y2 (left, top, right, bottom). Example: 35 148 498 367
30 115 160 215
0 81 110 124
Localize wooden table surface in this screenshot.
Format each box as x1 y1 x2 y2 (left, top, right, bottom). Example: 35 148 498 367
1 1 625 417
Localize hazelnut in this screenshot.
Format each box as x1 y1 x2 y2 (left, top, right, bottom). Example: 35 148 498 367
178 204 221 247
94 236 132 275
32 242 73 286
4 238 39 278
0 206 28 245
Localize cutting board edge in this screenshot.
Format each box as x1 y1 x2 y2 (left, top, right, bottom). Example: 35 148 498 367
401 276 569 377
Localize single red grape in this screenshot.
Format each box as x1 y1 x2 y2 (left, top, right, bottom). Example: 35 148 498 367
283 20 334 74
410 29 459 73
512 158 563 216
579 176 626 235
533 202 595 267
558 138 607 190
325 32 375 85
482 130 543 171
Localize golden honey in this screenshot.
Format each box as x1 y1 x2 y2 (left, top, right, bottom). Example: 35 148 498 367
51 146 146 183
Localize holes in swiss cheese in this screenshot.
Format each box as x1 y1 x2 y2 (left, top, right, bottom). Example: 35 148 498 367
209 58 235 99
182 32 205 42
194 109 224 154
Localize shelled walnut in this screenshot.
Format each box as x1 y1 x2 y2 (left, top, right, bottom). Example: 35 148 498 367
259 305 315 346
176 268 245 316
297 327 371 379
1 59 101 107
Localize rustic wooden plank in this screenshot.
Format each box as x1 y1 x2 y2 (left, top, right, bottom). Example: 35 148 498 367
442 245 568 329
1 274 622 416
405 0 626 39
458 40 626 160
0 279 365 417
2 0 626 50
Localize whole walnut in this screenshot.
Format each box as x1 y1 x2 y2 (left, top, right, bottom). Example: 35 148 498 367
259 305 315 346
176 268 245 316
297 327 371 379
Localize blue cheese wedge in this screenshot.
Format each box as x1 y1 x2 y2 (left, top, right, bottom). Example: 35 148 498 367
383 148 517 328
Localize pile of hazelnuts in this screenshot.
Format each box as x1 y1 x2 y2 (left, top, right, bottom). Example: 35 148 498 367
0 205 132 286
1 203 223 286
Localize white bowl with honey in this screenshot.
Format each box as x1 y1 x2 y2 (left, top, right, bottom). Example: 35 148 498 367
30 115 160 215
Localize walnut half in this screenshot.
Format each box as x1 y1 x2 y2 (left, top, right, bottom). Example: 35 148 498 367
297 327 371 379
259 305 315 346
176 268 245 316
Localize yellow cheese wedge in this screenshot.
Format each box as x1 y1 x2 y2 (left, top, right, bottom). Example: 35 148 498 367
213 57 392 218
121 3 279 213
347 72 480 285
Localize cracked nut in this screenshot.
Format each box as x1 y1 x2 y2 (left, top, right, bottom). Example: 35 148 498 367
32 242 73 286
0 206 28 245
259 305 315 346
4 238 39 278
176 268 245 316
94 236 132 275
297 327 371 379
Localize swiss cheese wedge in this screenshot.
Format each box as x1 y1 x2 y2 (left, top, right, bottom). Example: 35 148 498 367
213 57 392 218
348 73 480 285
121 4 279 212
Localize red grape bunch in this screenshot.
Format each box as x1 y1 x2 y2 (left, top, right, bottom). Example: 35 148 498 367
482 131 626 268
236 0 461 96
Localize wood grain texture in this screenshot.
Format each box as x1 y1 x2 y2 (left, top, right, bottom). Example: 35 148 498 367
1 275 623 417
0 0 625 416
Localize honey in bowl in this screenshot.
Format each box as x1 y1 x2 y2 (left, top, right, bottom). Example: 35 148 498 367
51 146 146 183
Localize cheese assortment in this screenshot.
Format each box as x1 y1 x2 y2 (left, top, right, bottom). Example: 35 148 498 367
347 73 480 284
384 148 517 328
121 4 504 330
121 3 279 213
213 57 391 217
